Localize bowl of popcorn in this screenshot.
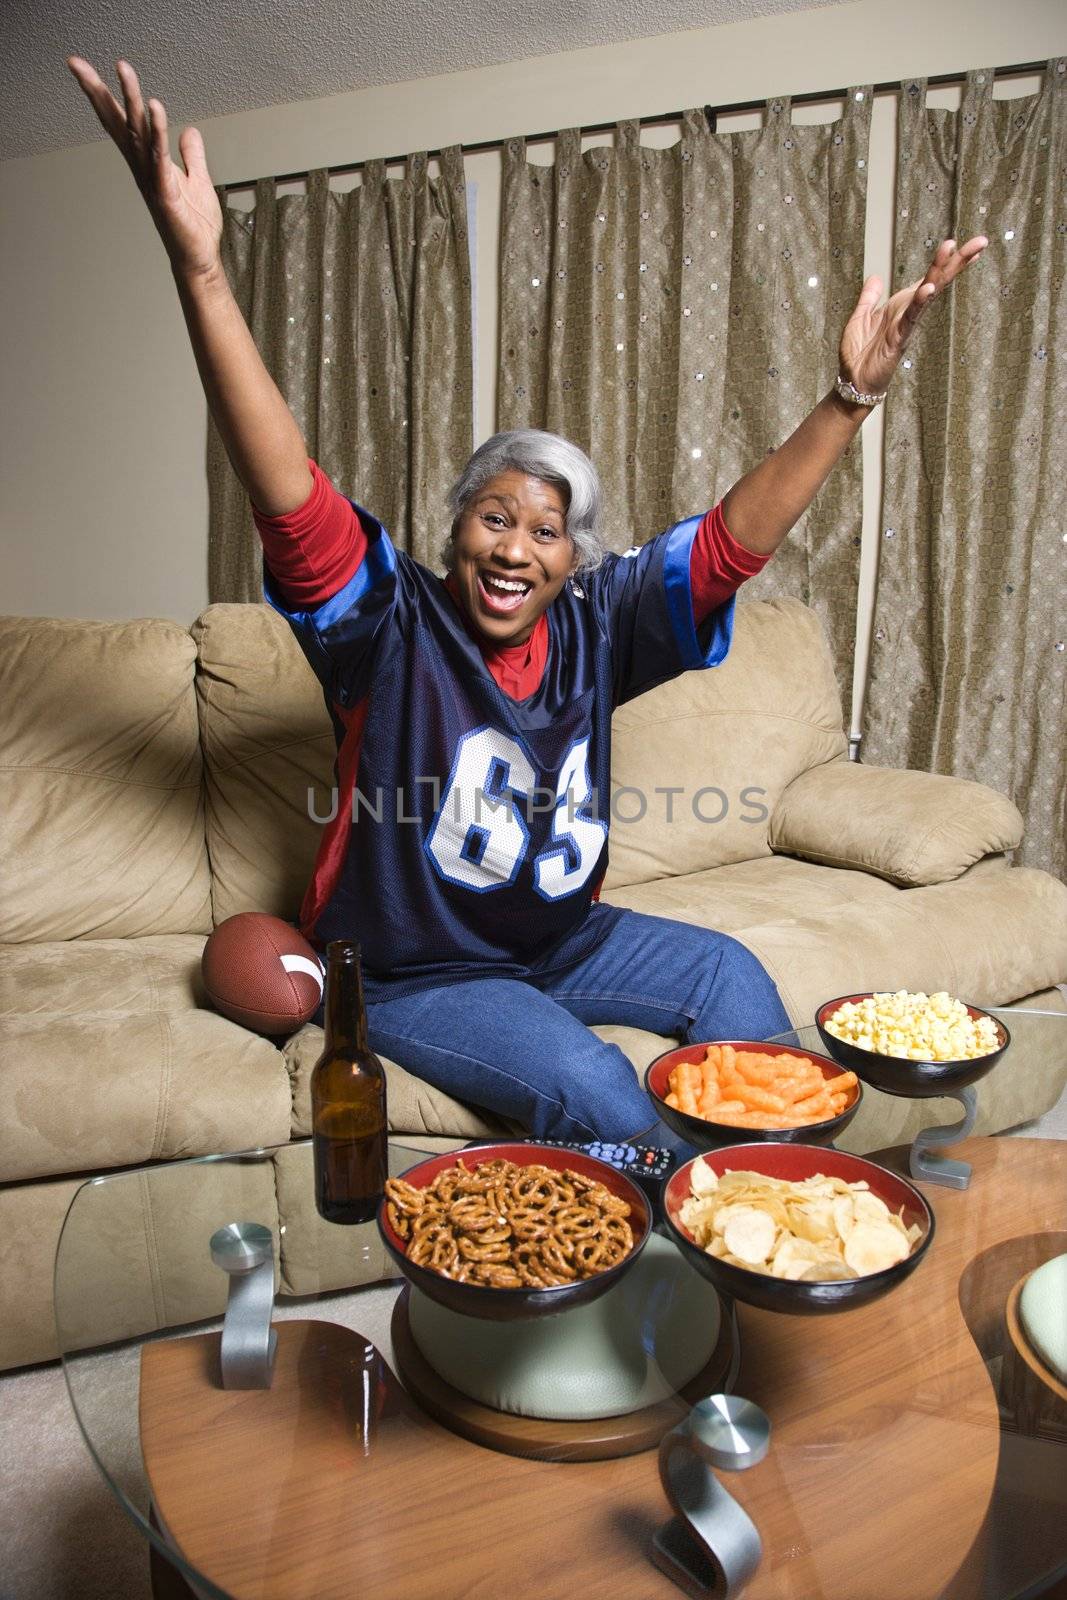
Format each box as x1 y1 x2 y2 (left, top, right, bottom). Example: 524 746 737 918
662 1144 934 1315
815 991 1009 1096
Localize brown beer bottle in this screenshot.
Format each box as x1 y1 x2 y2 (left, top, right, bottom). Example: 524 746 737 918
311 941 388 1224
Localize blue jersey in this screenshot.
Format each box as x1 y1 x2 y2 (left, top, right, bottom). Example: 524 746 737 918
267 506 734 999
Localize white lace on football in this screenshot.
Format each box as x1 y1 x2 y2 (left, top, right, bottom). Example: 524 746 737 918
280 953 324 995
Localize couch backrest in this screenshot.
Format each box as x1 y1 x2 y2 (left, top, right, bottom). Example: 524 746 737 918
0 616 212 942
193 594 847 923
602 596 847 889
193 604 336 925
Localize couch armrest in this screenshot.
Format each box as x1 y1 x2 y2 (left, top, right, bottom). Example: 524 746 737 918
768 760 1023 887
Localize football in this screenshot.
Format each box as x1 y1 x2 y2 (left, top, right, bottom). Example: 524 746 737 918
201 912 324 1035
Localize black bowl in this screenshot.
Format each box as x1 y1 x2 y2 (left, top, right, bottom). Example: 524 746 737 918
662 1143 934 1315
377 1141 651 1322
815 993 1010 1097
645 1039 862 1149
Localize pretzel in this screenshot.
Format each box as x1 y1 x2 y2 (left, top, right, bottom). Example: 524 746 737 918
384 1158 636 1287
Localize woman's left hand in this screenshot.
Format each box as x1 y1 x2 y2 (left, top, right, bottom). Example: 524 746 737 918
838 235 987 399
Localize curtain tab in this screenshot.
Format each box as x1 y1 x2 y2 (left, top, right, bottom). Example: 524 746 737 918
897 78 928 162
556 127 581 174
617 119 640 153
846 86 874 128
682 107 709 144
251 175 275 223
440 144 465 193
362 157 386 192
502 134 527 166
407 150 428 185
961 68 995 120
306 169 329 205
765 94 792 123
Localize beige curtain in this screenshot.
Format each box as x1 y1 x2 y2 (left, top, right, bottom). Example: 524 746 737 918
209 152 473 600
498 95 872 701
864 63 1066 880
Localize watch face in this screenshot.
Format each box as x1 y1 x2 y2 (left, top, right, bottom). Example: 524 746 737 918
837 375 884 407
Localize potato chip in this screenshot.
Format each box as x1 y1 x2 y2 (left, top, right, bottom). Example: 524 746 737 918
679 1159 918 1282
722 1206 777 1266
843 1221 910 1275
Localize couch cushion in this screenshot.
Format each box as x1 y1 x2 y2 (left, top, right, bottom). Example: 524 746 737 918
0 617 212 942
603 853 1067 1026
603 598 846 890
0 1009 291 1183
193 604 335 925
770 761 1025 886
0 936 207 1017
283 1022 510 1141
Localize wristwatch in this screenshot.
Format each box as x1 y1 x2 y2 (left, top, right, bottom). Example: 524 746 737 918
835 374 887 408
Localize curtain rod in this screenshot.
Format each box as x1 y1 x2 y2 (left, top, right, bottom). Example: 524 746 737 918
221 58 1047 192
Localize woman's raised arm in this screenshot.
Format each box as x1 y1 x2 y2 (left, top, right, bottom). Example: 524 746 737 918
67 56 312 516
720 236 987 556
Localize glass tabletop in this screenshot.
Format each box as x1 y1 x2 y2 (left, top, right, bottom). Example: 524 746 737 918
55 1012 1067 1600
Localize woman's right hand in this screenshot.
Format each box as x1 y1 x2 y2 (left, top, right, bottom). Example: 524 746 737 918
67 56 223 281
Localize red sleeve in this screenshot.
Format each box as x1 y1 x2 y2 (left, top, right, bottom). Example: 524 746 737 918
251 459 367 609
689 501 771 622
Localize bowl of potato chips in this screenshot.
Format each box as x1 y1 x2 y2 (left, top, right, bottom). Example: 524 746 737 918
646 1040 862 1149
662 1144 934 1314
816 991 1009 1096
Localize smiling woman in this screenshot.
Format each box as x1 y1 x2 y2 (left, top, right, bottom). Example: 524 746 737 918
449 470 574 645
66 50 986 1147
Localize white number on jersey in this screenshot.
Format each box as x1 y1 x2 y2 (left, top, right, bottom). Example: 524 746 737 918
534 737 608 901
425 727 534 891
426 727 604 897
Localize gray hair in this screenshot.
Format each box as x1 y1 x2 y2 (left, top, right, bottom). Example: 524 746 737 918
441 428 605 573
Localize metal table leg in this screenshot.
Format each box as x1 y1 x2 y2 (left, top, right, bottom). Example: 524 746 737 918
909 1086 978 1190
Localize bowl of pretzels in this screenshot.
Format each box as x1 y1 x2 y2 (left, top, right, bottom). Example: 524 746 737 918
378 1142 653 1321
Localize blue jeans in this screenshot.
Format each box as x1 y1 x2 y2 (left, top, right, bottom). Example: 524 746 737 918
364 909 792 1142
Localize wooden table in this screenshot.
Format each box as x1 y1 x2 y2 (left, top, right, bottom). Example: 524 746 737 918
140 1137 1067 1600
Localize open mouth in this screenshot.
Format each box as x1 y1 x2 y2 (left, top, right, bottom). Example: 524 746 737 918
477 572 534 615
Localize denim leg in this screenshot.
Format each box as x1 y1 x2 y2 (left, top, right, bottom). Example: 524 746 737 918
540 908 793 1042
364 977 659 1143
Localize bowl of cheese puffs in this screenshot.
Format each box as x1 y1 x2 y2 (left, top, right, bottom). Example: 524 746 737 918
816 991 1009 1096
646 1040 862 1149
663 1144 934 1314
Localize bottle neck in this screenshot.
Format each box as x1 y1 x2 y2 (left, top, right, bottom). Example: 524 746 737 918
323 941 368 1053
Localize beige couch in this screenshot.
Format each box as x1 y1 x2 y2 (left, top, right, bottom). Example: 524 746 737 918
2 598 1065 1371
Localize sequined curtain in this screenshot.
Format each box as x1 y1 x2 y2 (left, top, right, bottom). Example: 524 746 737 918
208 152 473 600
864 63 1066 880
498 95 872 702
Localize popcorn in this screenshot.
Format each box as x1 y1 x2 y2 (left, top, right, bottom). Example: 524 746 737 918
824 991 1000 1062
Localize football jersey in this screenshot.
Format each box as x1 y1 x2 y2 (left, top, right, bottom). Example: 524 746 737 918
266 505 734 999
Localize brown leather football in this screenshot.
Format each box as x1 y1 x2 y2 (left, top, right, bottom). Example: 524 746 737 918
201 912 324 1035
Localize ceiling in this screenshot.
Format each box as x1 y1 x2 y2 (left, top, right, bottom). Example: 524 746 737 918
2 0 842 162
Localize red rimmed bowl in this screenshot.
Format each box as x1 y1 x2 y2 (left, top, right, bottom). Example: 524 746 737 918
645 1040 862 1149
662 1143 934 1315
377 1141 652 1322
815 994 1009 1097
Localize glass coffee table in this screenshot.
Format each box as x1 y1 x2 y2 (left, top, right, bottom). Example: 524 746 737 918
56 1019 1067 1600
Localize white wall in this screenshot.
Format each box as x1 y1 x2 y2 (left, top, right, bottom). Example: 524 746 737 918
2 0 1062 727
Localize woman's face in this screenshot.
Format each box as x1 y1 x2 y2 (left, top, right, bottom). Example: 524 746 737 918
449 470 577 648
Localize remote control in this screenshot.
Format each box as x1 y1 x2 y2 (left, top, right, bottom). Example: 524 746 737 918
535 1139 677 1197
